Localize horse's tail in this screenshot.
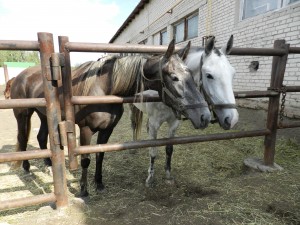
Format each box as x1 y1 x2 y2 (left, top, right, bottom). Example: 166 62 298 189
4 77 15 99
10 113 32 170
129 103 143 141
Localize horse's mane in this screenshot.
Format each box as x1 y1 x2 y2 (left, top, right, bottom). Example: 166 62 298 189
112 55 147 95
72 55 147 96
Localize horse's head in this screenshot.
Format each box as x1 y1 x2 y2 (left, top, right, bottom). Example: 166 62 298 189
199 35 239 130
143 40 211 129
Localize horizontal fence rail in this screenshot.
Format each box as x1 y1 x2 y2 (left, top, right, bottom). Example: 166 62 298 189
0 40 40 51
64 41 300 56
285 86 300 92
71 95 161 105
70 90 279 105
65 42 181 53
0 90 285 108
0 149 52 163
229 47 287 56
289 47 300 54
234 90 279 98
74 129 271 155
278 121 300 129
0 193 56 211
0 98 46 109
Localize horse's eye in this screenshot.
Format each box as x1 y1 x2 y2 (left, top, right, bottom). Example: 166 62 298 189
206 74 214 79
170 74 179 82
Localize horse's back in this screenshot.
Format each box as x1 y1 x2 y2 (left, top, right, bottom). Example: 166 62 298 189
11 66 43 99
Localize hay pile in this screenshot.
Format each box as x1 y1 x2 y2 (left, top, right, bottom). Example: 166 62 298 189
0 104 299 225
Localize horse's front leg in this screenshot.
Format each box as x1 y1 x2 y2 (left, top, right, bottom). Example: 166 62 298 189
165 119 180 185
95 127 114 193
79 126 93 197
165 145 173 183
145 119 160 187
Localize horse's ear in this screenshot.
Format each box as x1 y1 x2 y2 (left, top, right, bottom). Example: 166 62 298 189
205 36 215 55
164 39 175 60
221 35 233 55
177 41 191 61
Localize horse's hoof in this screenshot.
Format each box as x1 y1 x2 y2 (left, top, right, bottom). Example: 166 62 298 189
44 158 52 167
165 177 175 185
96 184 105 194
77 190 89 198
72 197 88 205
145 179 155 188
22 161 30 172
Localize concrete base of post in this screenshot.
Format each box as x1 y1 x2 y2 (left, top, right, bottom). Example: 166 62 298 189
244 157 283 172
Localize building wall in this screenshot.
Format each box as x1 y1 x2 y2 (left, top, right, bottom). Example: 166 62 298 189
113 0 300 118
0 62 36 85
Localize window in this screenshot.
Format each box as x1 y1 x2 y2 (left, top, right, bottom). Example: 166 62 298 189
160 30 168 45
187 15 198 39
153 29 168 45
241 0 300 20
174 21 185 43
174 13 198 43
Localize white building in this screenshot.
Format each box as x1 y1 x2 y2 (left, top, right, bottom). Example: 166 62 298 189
110 0 300 118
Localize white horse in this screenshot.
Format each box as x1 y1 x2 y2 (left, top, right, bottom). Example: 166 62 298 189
130 35 239 187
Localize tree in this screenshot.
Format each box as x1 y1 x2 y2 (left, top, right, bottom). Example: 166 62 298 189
0 50 40 66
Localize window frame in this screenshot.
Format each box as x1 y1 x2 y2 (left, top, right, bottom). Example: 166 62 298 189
240 0 300 20
173 12 199 43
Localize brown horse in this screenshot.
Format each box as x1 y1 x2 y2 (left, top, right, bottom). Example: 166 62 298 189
4 77 15 99
10 40 211 197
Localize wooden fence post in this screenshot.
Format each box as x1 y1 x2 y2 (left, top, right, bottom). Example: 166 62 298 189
264 40 289 166
58 36 79 171
38 32 68 209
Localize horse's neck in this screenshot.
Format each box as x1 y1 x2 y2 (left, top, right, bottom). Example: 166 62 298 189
72 56 146 97
72 60 105 96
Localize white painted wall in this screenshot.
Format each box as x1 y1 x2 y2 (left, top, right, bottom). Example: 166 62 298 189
0 67 25 85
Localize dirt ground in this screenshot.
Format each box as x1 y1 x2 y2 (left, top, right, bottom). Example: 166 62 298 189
0 84 300 225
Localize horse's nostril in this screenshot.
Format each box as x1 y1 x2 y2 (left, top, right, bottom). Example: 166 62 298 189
224 117 231 126
201 114 210 127
201 114 207 123
201 114 204 122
